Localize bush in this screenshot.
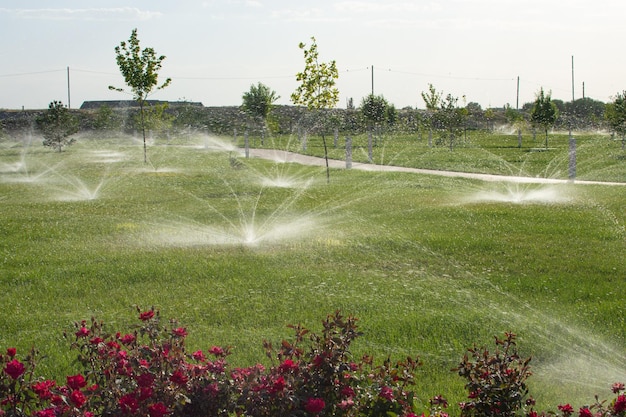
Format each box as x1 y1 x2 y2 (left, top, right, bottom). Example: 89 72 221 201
0 309 624 417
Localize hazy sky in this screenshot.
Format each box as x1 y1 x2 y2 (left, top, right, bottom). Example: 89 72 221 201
1 1 625 110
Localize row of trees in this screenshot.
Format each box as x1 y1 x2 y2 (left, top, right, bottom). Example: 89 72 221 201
31 28 626 156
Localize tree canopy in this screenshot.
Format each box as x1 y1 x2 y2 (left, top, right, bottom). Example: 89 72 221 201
605 91 626 146
291 37 339 111
109 28 171 162
291 36 339 183
36 101 78 152
360 94 389 126
530 88 559 148
242 82 280 122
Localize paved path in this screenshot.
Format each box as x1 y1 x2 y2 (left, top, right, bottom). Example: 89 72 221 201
247 148 626 186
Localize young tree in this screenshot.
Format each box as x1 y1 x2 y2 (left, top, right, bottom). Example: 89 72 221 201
291 36 339 183
421 83 443 147
530 88 559 149
241 82 280 142
35 100 78 152
421 83 442 111
109 28 171 163
360 94 388 127
438 93 463 150
605 91 626 149
360 94 389 159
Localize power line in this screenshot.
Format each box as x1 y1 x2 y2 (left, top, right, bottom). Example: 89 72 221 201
0 69 65 78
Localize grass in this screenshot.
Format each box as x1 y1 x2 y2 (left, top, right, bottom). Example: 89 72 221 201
257 129 626 182
0 130 625 413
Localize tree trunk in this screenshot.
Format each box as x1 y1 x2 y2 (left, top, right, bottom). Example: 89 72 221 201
140 100 147 163
322 134 330 184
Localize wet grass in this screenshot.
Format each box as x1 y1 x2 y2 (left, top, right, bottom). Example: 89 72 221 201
0 133 625 412
255 130 626 182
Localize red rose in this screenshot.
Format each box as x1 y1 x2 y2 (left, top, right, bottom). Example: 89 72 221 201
89 337 103 345
33 409 56 417
66 374 87 390
270 376 286 393
33 380 56 400
615 395 626 413
119 333 136 345
278 359 299 373
70 390 86 408
172 327 187 337
139 310 155 321
4 359 25 379
304 397 325 414
6 348 16 357
135 373 155 388
119 394 139 413
169 370 188 386
579 408 593 417
208 346 224 356
148 402 170 417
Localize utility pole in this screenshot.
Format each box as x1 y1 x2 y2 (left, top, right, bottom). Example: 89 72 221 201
371 65 374 95
67 66 71 109
569 56 576 181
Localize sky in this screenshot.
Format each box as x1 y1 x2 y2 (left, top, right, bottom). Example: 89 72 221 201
1 0 626 110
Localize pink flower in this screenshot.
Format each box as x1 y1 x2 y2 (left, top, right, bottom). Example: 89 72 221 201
4 359 25 379
304 397 325 414
192 350 206 361
139 310 155 321
6 348 16 357
172 327 188 337
148 402 170 417
613 382 626 394
338 398 355 410
379 386 395 401
66 374 87 390
70 390 86 408
75 327 90 338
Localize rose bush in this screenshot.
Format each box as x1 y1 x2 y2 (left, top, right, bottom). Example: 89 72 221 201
0 308 624 417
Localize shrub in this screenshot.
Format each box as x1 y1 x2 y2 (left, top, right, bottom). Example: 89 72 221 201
0 309 625 417
454 332 532 417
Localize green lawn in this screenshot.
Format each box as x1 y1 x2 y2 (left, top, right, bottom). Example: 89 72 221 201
0 131 625 412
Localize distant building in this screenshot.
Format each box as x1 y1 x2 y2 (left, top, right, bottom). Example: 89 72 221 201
79 100 203 110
